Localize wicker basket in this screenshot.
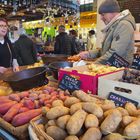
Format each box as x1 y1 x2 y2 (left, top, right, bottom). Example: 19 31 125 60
30 116 54 140
0 117 29 140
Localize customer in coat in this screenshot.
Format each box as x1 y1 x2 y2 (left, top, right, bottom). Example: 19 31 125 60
54 25 74 55
0 18 19 73
79 0 136 66
14 28 37 66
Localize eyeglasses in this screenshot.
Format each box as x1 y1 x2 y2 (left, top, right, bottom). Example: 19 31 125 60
0 25 8 28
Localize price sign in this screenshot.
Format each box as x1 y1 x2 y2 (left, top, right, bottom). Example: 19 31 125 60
106 53 129 68
131 54 140 70
108 92 138 107
58 74 81 92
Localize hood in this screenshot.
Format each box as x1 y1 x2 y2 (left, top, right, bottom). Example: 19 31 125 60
102 10 136 33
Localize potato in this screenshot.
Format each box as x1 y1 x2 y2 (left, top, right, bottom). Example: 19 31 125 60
124 118 140 137
65 135 79 140
100 109 122 135
101 100 115 111
70 102 83 115
84 114 99 128
81 127 102 140
82 102 103 118
46 126 67 140
47 106 69 119
122 116 137 126
104 109 114 118
56 115 71 129
72 90 97 102
116 107 129 116
64 97 80 107
125 102 138 116
102 133 125 140
47 120 56 126
52 100 64 107
66 110 87 135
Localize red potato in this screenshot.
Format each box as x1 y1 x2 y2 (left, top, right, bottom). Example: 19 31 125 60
19 91 29 99
29 93 39 101
50 91 58 96
38 94 47 99
18 107 29 113
43 90 49 94
44 100 52 105
59 90 65 96
45 104 52 108
0 101 17 115
34 100 41 109
3 103 23 122
59 95 67 101
9 94 20 102
43 86 56 93
12 109 42 126
39 98 47 105
51 95 57 101
23 99 35 109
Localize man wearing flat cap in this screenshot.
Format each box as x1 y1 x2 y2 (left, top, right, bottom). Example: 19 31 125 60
79 0 136 65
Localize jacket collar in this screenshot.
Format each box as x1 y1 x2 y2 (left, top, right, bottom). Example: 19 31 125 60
102 10 130 33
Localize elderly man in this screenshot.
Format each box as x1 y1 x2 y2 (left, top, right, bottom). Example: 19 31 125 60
79 0 136 65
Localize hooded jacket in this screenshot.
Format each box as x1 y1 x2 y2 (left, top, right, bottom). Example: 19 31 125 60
90 10 136 65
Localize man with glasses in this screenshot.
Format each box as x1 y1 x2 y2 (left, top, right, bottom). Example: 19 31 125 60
79 0 136 66
0 18 19 73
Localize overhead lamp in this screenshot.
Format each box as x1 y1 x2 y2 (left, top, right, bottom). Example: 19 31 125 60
32 9 36 13
12 11 16 15
22 19 25 22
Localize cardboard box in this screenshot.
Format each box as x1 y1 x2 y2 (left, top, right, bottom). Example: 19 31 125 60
98 70 140 105
59 65 121 94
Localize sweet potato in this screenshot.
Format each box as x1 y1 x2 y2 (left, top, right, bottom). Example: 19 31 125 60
46 106 69 120
0 101 17 115
100 109 122 135
64 97 80 107
102 133 125 140
56 115 71 129
12 109 41 126
0 99 12 104
9 94 20 102
23 99 35 109
65 136 79 140
66 110 87 135
81 127 102 140
124 118 140 137
82 102 103 118
70 102 83 115
84 114 99 129
3 103 23 122
46 126 67 140
18 107 29 113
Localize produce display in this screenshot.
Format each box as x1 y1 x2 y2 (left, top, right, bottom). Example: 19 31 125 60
0 86 69 127
68 55 81 62
82 64 123 75
33 90 140 140
120 69 140 85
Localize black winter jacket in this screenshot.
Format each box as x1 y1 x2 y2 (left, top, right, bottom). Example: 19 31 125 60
14 35 37 66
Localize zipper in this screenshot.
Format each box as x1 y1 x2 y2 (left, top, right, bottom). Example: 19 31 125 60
7 43 12 67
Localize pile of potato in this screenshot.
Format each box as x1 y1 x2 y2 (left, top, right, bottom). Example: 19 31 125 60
37 90 140 140
82 64 123 76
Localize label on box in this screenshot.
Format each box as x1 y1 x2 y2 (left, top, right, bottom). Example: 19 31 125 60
58 74 81 91
106 53 129 68
108 92 138 107
131 54 140 70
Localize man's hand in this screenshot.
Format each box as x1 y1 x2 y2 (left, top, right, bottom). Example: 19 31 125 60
13 66 19 72
0 67 7 73
79 51 89 59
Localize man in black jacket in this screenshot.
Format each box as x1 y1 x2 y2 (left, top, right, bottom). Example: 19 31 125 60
54 25 74 55
14 28 37 66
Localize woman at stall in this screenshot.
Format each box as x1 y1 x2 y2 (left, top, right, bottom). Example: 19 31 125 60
0 18 19 73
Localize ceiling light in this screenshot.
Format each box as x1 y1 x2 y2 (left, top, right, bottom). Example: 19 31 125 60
12 11 16 15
